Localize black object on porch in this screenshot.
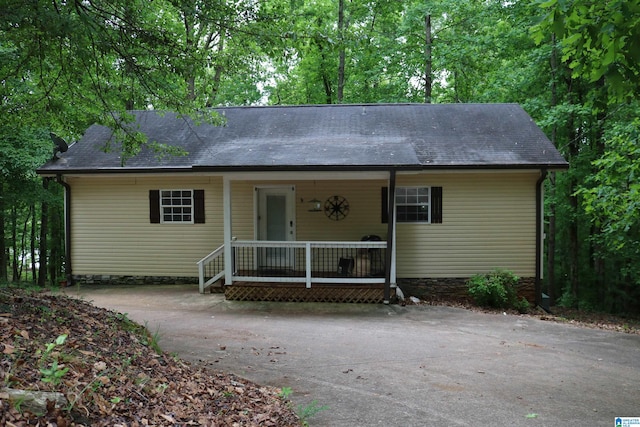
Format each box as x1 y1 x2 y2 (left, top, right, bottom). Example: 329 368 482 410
361 235 384 276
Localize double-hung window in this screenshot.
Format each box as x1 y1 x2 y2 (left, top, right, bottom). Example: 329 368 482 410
149 189 205 224
161 190 193 223
396 187 430 223
381 186 442 224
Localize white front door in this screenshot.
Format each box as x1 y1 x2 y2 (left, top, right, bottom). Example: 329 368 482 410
256 186 295 269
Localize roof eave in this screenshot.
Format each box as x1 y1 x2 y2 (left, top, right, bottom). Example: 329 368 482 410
418 162 569 171
36 160 569 176
36 167 195 176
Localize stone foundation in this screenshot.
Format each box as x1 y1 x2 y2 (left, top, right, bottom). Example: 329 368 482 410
72 275 199 286
71 274 536 303
397 277 536 303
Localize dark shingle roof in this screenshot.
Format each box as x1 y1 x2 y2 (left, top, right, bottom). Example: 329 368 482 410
37 103 568 173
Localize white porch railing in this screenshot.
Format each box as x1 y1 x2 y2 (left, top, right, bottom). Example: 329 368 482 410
198 240 387 292
196 244 225 293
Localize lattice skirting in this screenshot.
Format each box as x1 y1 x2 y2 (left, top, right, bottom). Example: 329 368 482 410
225 283 393 303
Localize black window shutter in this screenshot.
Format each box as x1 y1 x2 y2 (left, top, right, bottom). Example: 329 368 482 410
149 190 160 223
381 187 388 224
431 186 443 223
194 189 205 224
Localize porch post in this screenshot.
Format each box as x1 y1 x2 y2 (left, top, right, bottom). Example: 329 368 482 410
223 176 233 285
384 169 396 304
305 242 312 288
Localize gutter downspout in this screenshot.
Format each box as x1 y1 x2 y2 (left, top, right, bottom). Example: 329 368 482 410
384 169 396 304
535 169 548 308
56 175 73 286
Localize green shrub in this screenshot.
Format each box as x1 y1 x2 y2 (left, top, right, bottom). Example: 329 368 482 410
467 269 524 310
513 296 531 314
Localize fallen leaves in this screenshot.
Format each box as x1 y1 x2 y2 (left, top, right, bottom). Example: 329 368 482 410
417 296 640 334
0 287 301 426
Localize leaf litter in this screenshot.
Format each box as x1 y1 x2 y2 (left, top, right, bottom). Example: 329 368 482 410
408 296 640 334
0 287 301 426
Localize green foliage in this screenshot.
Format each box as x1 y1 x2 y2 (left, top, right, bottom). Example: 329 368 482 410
266 0 542 105
580 118 640 253
515 297 532 314
576 115 640 312
39 334 70 386
467 270 526 311
278 386 293 399
276 385 326 425
142 321 163 355
531 0 640 103
556 290 600 312
297 400 329 425
40 360 69 386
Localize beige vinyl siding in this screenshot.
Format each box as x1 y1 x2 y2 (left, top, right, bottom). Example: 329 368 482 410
229 181 255 240
295 179 388 241
68 171 538 280
68 175 223 277
395 171 539 278
229 179 388 242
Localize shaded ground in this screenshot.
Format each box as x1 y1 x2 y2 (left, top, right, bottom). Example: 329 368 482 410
416 297 640 335
0 287 301 426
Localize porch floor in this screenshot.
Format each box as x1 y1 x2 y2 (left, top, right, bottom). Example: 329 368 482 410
224 281 393 304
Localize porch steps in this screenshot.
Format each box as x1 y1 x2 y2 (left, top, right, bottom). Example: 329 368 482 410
224 282 393 304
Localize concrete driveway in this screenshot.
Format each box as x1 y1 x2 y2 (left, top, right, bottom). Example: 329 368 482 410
67 285 640 426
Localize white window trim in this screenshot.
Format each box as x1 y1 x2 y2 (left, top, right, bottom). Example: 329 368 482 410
160 189 195 224
395 186 431 223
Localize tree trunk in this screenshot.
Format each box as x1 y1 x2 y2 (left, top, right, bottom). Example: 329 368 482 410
322 69 333 104
30 204 36 284
123 5 136 110
591 77 607 306
11 205 18 281
568 119 580 305
569 184 579 304
337 0 346 103
0 180 7 281
316 43 333 104
182 8 196 100
424 14 432 103
17 206 30 281
207 31 226 107
547 34 558 304
184 13 196 101
453 70 460 103
38 178 50 287
547 173 556 303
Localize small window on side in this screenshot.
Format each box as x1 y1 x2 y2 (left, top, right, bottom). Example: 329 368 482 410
381 186 442 224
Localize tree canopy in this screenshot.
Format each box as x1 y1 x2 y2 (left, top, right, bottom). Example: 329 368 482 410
532 0 640 103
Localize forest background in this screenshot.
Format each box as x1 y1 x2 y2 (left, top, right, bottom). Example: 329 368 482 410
1 0 639 313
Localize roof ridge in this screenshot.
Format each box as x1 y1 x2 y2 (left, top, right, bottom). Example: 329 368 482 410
126 102 521 113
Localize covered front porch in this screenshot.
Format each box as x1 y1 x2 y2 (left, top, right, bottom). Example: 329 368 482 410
196 171 399 303
197 239 394 302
